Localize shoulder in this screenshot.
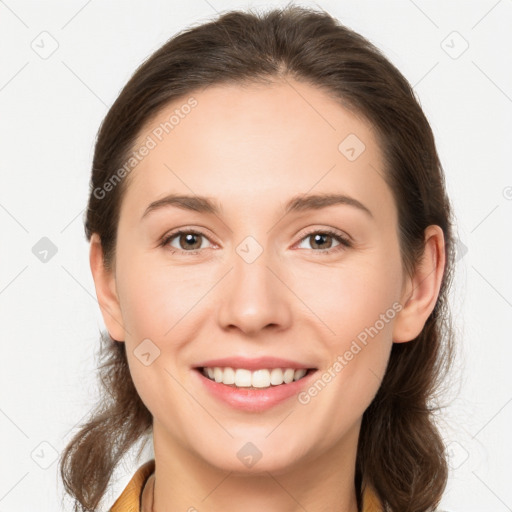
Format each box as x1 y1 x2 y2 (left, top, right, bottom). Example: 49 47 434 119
110 459 155 512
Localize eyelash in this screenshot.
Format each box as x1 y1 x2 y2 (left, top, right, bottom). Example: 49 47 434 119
159 228 352 256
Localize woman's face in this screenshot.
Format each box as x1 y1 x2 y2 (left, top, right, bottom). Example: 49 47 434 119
100 79 413 473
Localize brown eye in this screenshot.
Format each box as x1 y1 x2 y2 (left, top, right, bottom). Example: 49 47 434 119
309 233 335 250
179 233 202 250
161 230 212 253
296 229 351 253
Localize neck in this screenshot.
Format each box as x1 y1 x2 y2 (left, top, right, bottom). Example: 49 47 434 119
146 419 361 512
141 474 155 512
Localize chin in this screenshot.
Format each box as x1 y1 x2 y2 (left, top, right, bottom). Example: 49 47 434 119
193 436 310 475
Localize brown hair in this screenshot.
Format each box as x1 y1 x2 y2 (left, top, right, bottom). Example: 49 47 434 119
60 5 456 511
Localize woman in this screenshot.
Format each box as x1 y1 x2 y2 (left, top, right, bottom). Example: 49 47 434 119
60 5 456 511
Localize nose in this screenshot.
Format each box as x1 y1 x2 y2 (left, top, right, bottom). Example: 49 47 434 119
216 245 293 336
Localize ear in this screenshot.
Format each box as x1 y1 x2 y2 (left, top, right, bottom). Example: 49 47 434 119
89 233 126 342
392 225 446 343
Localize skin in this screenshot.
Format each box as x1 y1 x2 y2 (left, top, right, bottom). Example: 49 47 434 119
90 79 445 512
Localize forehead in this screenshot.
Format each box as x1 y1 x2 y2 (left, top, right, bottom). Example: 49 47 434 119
121 79 396 226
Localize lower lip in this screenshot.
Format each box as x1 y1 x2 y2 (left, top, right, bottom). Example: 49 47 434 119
193 368 317 412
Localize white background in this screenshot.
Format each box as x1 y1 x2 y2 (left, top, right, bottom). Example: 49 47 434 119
1 1 511 511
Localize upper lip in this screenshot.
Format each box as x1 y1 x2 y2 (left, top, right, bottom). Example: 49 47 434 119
194 356 317 371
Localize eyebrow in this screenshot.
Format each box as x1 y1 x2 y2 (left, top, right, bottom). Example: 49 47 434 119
141 192 373 220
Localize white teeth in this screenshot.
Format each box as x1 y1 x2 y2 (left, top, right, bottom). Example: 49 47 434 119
270 368 284 385
222 367 236 384
235 369 252 387
251 369 270 388
201 367 311 388
293 369 307 381
283 368 295 383
213 367 223 383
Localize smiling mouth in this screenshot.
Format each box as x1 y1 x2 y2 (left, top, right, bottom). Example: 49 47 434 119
197 366 317 389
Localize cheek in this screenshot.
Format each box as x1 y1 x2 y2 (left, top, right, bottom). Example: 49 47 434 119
292 252 402 344
115 252 210 342
293 250 401 408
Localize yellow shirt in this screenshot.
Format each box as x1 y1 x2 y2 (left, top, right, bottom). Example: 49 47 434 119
109 459 383 512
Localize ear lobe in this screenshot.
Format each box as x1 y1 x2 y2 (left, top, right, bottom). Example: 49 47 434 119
89 233 126 342
392 225 446 343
